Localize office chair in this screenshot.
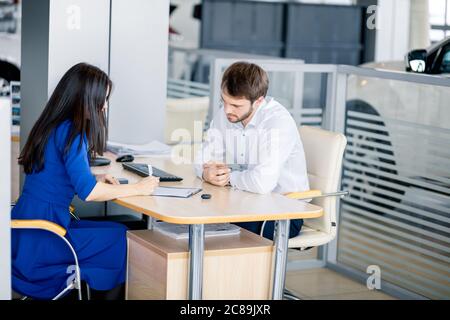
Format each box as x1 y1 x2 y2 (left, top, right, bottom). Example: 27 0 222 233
11 217 88 300
165 96 209 144
261 125 348 300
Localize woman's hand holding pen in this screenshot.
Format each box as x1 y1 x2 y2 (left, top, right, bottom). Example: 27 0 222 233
135 176 160 195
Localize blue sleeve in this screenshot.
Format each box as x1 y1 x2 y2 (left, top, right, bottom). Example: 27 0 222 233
62 131 98 201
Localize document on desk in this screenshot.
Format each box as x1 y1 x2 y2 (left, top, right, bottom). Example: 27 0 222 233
153 222 241 239
107 140 171 156
151 186 202 198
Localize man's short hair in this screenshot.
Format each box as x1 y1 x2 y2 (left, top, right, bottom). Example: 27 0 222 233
221 62 269 103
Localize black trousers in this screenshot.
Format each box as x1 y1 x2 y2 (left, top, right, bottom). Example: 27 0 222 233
235 219 303 240
89 283 125 300
62 282 125 300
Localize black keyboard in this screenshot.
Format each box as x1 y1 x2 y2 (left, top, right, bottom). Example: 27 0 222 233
122 163 183 182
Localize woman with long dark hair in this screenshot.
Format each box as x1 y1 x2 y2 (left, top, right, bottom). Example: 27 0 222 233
12 63 159 299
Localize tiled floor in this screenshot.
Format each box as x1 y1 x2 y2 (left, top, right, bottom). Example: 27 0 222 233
285 267 396 300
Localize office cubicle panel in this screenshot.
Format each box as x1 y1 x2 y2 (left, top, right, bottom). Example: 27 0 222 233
108 0 169 145
0 98 11 300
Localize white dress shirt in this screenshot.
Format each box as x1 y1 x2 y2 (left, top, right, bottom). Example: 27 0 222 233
195 97 309 194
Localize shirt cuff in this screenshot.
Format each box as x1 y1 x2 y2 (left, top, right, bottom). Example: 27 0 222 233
229 171 240 188
195 164 204 181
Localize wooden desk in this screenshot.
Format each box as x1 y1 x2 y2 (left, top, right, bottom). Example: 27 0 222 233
92 152 323 300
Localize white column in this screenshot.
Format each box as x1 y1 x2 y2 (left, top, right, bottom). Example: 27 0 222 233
375 0 411 62
21 0 111 199
409 0 430 50
47 0 111 96
0 98 11 300
108 0 169 144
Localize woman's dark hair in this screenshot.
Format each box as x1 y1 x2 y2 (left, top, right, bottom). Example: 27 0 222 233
19 62 113 174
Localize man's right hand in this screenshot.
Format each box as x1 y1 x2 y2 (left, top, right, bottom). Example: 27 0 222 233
202 162 231 187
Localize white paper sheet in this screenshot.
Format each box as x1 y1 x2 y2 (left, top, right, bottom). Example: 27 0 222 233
107 140 171 156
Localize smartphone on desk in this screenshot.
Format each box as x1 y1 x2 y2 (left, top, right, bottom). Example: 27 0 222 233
227 164 248 172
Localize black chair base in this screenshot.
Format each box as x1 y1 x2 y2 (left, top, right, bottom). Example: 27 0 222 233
83 214 148 230
284 288 301 300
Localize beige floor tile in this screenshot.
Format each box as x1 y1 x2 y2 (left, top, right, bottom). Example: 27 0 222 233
288 247 318 261
313 290 396 300
285 267 393 299
287 267 334 276
283 288 312 300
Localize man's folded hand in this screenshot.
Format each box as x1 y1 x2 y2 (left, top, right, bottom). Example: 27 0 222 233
202 161 231 187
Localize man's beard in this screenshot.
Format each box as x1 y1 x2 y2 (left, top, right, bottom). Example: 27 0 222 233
227 104 254 123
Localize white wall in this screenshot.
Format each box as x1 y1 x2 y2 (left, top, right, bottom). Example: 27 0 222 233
0 98 11 300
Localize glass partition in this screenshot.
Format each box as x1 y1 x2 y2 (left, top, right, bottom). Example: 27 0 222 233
334 67 450 299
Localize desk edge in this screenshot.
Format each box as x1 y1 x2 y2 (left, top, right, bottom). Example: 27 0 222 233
114 198 324 225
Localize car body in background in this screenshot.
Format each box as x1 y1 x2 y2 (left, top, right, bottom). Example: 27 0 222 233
405 36 450 75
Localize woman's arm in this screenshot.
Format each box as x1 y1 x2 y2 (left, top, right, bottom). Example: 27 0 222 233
86 176 159 202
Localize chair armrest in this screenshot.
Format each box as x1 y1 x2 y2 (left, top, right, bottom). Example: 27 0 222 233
284 189 322 200
284 190 349 200
11 219 67 237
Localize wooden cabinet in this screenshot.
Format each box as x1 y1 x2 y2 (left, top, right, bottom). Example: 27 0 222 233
126 228 274 300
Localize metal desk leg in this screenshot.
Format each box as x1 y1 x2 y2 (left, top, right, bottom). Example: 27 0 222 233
147 216 155 230
272 219 290 300
188 224 205 300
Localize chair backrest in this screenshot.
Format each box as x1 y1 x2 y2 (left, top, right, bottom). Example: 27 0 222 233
299 126 347 237
165 96 209 145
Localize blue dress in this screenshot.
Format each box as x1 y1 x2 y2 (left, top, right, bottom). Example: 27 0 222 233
12 120 127 299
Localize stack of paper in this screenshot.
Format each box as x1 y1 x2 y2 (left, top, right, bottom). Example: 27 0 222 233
107 140 171 156
153 222 241 240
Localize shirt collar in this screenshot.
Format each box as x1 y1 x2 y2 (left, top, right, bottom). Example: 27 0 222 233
234 97 270 129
